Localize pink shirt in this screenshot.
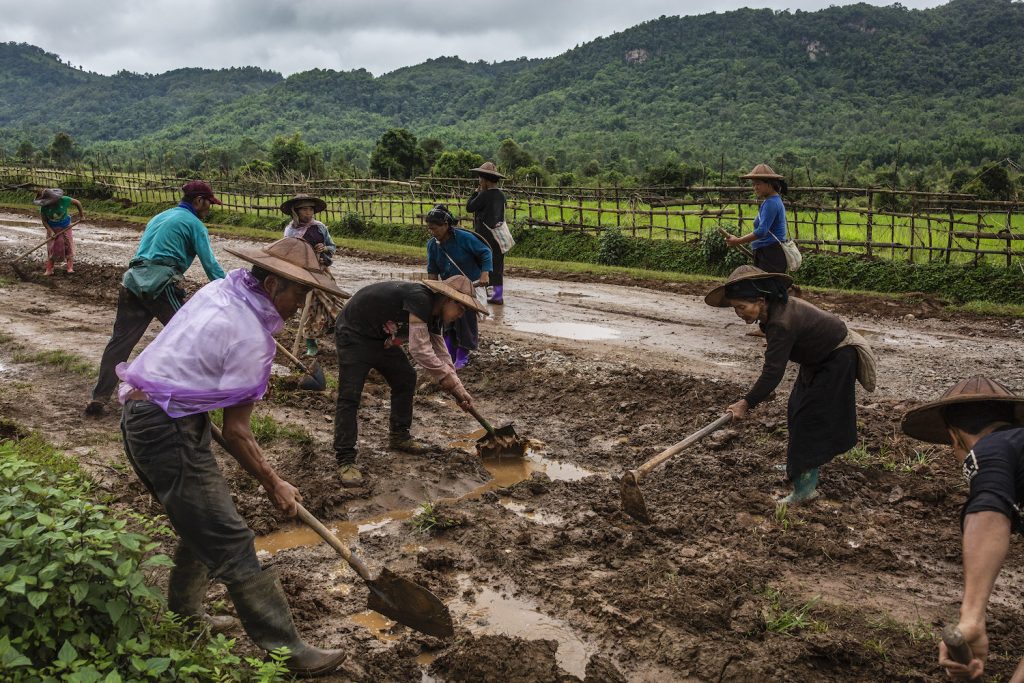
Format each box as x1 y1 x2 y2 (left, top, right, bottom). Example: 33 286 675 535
117 269 283 417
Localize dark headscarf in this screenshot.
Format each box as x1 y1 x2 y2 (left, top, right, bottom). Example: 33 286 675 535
426 204 457 227
724 277 789 306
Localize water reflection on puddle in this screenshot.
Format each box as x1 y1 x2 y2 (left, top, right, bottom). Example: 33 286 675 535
349 610 403 641
509 321 621 341
499 498 565 526
255 513 411 555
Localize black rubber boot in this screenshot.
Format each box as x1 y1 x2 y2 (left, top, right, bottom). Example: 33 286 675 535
167 544 239 634
228 568 346 678
388 432 432 455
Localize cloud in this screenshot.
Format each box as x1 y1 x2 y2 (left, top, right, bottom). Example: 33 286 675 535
0 0 948 76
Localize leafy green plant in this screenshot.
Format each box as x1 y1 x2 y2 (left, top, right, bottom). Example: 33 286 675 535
409 501 461 534
761 588 825 634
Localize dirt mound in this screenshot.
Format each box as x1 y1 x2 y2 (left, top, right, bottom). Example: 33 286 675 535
431 635 578 682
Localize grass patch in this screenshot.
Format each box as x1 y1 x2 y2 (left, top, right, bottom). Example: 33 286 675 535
951 300 1024 317
249 413 312 446
10 349 95 376
0 417 81 478
409 501 462 534
841 442 939 473
761 587 827 634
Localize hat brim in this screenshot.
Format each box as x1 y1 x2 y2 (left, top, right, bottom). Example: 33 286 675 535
225 246 350 299
704 272 794 307
901 396 1024 444
421 280 489 316
471 166 505 179
740 173 785 180
281 197 327 215
32 198 59 206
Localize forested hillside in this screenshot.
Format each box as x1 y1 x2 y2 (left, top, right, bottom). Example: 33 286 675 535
1 0 1021 180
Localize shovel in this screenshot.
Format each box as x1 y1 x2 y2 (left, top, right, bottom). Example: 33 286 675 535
466 405 528 457
273 339 326 391
620 413 733 523
209 425 454 639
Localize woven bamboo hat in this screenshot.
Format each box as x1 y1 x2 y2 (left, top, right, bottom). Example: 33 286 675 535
280 194 327 215
226 237 350 298
470 161 505 180
901 375 1024 444
704 265 793 307
422 275 489 315
33 188 64 206
740 164 784 181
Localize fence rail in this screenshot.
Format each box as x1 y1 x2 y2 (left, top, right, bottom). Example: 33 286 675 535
2 165 1022 268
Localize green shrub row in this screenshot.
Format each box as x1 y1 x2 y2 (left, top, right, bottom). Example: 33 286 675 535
0 429 287 682
2 189 1018 304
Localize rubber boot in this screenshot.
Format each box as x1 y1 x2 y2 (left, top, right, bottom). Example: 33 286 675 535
228 568 346 678
44 260 54 276
487 285 504 305
167 544 239 634
305 338 319 357
778 467 820 505
454 347 470 370
84 399 105 417
388 431 432 455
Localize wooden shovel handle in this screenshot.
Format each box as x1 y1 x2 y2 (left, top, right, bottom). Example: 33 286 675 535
15 219 83 261
941 625 974 666
274 339 315 376
208 423 373 581
716 225 754 259
466 406 496 436
634 413 733 479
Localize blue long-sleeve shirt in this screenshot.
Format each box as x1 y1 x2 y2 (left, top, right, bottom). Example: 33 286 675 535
426 228 493 281
750 194 788 250
133 205 225 280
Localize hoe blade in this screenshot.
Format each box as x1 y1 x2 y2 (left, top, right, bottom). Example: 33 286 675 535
620 470 651 523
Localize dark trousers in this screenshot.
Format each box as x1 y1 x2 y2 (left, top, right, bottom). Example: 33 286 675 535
753 242 787 274
333 328 417 463
121 400 260 585
475 227 504 286
92 285 182 401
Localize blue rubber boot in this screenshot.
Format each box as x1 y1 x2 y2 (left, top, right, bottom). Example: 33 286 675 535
779 467 819 504
487 285 504 305
454 347 470 370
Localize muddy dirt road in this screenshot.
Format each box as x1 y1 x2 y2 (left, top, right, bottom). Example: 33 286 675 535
2 213 1023 681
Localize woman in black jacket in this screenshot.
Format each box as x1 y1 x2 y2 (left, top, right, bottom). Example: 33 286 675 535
466 161 508 304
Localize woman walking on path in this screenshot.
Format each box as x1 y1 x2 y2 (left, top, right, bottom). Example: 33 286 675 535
34 188 84 275
280 193 340 356
705 266 876 504
466 161 507 305
726 164 789 275
425 204 492 370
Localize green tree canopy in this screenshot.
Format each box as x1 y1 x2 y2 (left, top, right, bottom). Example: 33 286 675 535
431 149 485 178
369 128 428 179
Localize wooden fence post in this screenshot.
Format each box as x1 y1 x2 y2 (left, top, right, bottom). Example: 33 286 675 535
864 190 874 258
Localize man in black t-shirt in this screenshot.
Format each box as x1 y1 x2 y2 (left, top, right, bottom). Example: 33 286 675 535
902 375 1024 682
333 276 488 486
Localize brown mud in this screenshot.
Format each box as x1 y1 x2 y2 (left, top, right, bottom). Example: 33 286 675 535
1 215 1024 681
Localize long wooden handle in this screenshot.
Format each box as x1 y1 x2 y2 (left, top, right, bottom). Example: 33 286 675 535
208 423 373 581
716 225 754 259
635 413 733 479
466 406 496 436
941 625 974 666
274 339 315 375
15 219 83 261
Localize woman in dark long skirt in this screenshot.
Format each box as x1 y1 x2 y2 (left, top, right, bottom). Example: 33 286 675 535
466 161 507 304
706 266 874 503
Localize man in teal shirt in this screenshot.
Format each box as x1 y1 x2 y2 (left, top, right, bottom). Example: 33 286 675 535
86 181 226 416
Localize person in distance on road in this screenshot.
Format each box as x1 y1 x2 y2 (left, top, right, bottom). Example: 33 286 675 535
901 376 1024 683
466 161 508 305
33 187 84 275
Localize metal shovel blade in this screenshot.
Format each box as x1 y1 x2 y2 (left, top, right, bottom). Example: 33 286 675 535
475 423 528 458
366 567 455 639
297 359 327 391
620 470 651 523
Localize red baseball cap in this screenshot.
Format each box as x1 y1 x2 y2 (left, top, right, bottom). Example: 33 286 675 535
181 180 223 205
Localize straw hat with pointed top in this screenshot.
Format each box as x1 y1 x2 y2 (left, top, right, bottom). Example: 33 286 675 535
280 194 327 215
704 265 793 307
226 237 350 298
470 161 505 180
739 164 784 181
422 275 489 316
901 375 1024 444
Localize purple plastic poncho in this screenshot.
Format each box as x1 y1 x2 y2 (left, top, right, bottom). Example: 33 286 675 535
116 269 284 418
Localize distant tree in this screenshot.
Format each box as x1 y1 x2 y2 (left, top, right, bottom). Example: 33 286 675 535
963 165 1015 201
496 138 534 174
555 172 576 187
369 128 428 179
948 168 973 192
49 132 78 164
237 159 274 177
581 159 601 177
543 155 560 173
514 164 549 185
269 133 324 176
431 150 485 179
16 140 34 162
420 138 445 167
642 161 700 187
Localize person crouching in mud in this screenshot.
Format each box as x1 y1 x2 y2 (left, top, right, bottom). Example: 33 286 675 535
705 265 876 504
901 376 1024 683
332 275 489 486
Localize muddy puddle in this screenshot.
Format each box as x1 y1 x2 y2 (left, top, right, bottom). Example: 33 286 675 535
509 321 622 341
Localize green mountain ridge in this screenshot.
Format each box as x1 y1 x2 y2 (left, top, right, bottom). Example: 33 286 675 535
2 0 1022 176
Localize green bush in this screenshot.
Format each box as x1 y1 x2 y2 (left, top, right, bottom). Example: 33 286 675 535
699 224 748 272
0 440 287 682
597 227 630 266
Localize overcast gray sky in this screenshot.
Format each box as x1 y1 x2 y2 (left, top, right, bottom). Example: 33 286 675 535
1 0 948 77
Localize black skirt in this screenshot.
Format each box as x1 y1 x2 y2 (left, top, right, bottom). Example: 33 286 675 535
786 346 859 478
753 242 788 274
